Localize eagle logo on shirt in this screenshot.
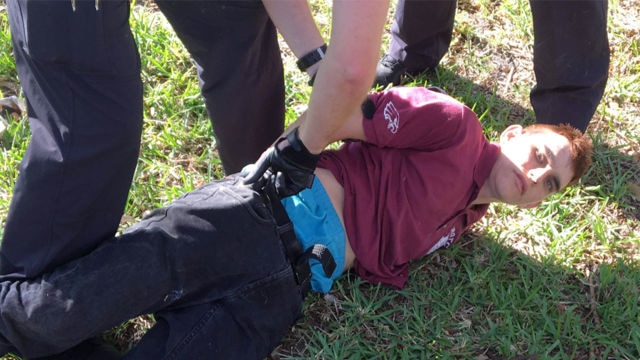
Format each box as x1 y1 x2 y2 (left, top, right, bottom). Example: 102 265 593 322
383 101 400 134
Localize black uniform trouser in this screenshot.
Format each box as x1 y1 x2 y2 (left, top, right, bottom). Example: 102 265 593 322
388 0 610 131
2 0 143 279
2 0 289 357
3 0 284 276
156 0 285 173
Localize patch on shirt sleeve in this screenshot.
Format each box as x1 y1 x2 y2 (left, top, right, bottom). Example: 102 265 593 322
383 101 400 134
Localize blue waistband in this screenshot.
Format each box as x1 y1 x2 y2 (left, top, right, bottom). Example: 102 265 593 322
281 177 346 293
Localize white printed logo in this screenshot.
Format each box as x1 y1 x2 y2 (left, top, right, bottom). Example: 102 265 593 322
383 101 400 134
426 227 456 255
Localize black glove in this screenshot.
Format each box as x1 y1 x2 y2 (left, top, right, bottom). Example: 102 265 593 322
243 127 321 197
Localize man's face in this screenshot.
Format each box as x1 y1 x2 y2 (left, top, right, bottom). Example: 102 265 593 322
487 125 574 208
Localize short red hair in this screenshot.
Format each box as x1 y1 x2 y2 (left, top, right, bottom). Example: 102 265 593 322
523 124 593 187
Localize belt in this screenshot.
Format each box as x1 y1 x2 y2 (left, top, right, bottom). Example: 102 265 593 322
259 183 336 297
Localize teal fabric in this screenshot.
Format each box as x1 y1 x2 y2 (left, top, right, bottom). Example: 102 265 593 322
281 177 346 293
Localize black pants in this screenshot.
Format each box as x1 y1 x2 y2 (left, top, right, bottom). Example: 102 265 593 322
3 0 283 276
3 0 144 279
0 176 303 359
156 0 285 173
387 0 610 131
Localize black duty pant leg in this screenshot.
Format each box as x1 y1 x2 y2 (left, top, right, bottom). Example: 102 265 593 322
0 177 301 359
156 0 285 174
529 0 609 131
1 0 143 278
388 0 457 72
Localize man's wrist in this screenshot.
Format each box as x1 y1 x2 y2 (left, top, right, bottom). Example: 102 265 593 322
295 127 324 155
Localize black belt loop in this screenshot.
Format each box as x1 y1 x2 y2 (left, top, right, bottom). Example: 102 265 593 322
295 244 337 295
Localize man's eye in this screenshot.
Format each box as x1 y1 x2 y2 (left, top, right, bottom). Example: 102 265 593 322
545 179 553 192
535 149 545 163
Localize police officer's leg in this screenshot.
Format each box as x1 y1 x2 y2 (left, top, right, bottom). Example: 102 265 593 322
376 0 457 86
157 0 285 174
389 0 458 72
529 0 609 132
2 0 143 279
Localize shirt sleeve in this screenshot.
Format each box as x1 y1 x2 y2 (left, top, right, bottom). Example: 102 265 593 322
362 86 478 151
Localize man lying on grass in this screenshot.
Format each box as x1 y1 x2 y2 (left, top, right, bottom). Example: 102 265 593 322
0 86 592 359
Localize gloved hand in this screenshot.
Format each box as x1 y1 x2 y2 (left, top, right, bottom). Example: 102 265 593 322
243 127 321 197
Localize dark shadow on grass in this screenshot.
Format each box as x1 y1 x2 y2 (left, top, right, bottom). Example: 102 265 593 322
274 230 640 359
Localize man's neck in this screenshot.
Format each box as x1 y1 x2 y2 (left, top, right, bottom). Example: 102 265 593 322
471 182 494 206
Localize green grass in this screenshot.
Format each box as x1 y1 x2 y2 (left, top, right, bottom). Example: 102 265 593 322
0 0 639 358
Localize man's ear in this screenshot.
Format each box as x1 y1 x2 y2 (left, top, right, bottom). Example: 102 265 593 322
499 124 523 144
519 201 541 209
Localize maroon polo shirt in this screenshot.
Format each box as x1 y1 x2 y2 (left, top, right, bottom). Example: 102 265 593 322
318 86 500 288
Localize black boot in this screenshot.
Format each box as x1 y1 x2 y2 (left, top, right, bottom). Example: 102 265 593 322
373 54 407 87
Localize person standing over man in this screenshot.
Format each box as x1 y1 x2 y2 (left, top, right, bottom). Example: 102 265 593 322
374 0 610 132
